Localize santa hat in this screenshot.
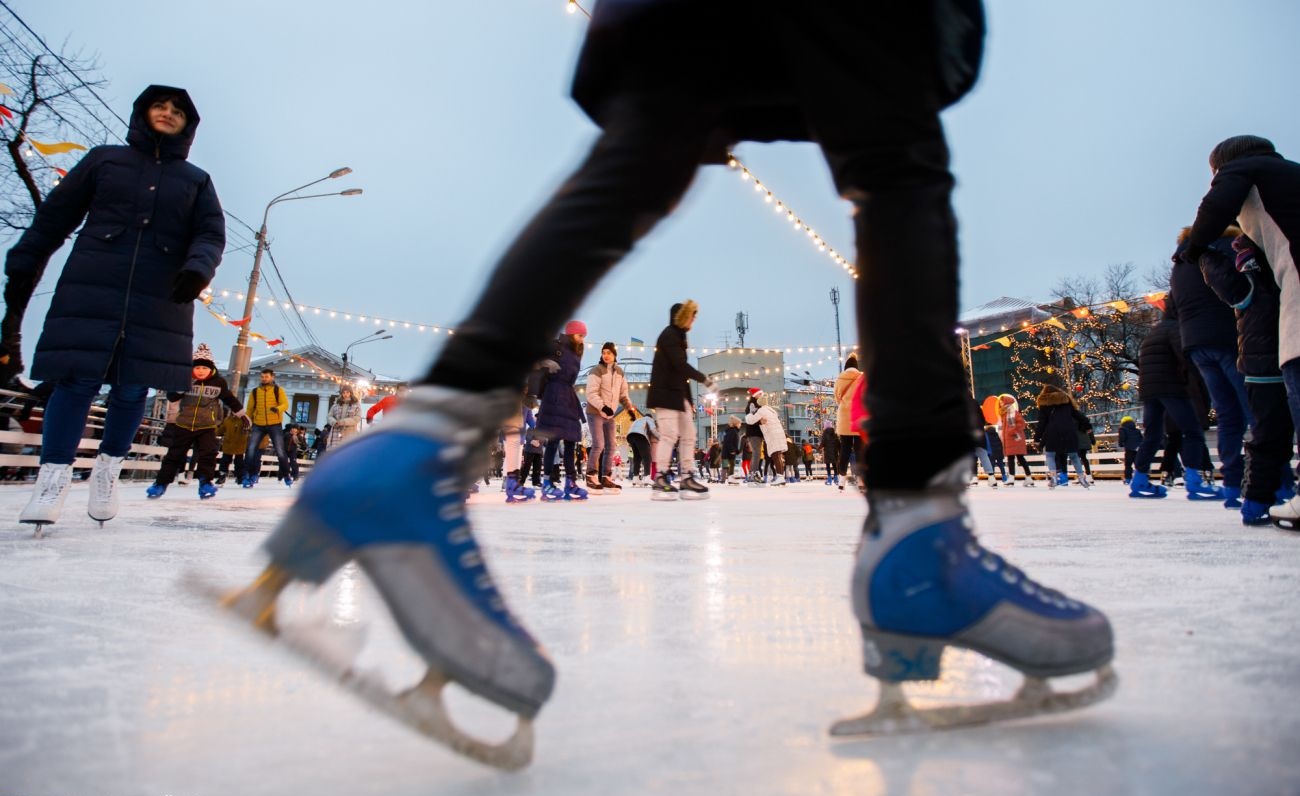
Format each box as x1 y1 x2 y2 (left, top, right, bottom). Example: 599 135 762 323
747 387 763 397
192 343 216 370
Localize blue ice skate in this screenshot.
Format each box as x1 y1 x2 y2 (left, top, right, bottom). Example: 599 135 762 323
1221 486 1242 509
212 387 554 770
562 477 588 501
1242 499 1273 527
504 475 535 503
146 483 167 499
832 459 1116 737
1185 470 1222 501
198 480 218 500
539 479 565 502
1128 472 1167 499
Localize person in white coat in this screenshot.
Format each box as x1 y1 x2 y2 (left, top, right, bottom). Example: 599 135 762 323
745 391 790 486
585 342 634 493
328 387 363 446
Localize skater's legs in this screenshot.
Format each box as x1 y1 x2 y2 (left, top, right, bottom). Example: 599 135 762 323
561 440 577 482
1160 396 1207 471
1134 400 1166 474
193 429 220 482
1188 346 1251 488
424 97 714 393
157 430 196 486
40 378 101 464
586 413 615 477
99 383 150 457
244 426 269 480
1243 382 1294 504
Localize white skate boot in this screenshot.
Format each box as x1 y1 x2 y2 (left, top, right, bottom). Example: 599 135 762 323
831 458 1116 738
87 453 127 526
20 463 74 534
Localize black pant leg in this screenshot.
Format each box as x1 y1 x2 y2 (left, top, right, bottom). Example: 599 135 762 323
1243 382 1294 504
193 429 219 481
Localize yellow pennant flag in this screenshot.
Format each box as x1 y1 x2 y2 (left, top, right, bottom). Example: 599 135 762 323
993 336 1013 347
29 139 88 156
1045 317 1067 330
1108 300 1130 313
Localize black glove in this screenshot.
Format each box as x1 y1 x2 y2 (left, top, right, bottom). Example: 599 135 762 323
170 269 209 303
601 406 614 417
1178 242 1206 265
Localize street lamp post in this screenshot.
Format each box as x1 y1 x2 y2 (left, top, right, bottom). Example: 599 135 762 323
227 167 362 397
341 330 392 379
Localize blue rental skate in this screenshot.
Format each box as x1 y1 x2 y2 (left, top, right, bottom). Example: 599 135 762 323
1222 486 1242 509
1242 499 1273 527
539 479 565 502
562 477 588 501
193 387 555 770
198 480 218 500
146 483 167 499
504 475 535 503
831 459 1116 737
1185 470 1222 501
1128 472 1167 499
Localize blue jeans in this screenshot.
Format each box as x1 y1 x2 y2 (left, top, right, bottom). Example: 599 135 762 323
1282 359 1300 479
41 379 149 465
1188 346 1252 488
245 424 290 480
1045 450 1087 482
1134 397 1205 474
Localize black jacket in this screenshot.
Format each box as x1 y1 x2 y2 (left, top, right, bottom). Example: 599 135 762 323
5 86 224 391
1169 240 1238 351
570 1 984 161
721 425 740 456
647 324 707 410
1035 386 1088 454
1118 419 1142 451
1137 319 1190 401
743 397 765 437
1200 236 1282 378
1188 153 1300 262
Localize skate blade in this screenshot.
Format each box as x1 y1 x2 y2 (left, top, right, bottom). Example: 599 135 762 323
182 572 534 771
829 664 1117 737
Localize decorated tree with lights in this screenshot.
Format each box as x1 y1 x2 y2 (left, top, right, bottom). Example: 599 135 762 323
1010 265 1161 432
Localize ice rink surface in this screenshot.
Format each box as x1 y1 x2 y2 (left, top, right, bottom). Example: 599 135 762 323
1 477 1298 796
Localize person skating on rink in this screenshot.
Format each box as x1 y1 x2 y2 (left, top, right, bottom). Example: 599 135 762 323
624 407 656 486
646 301 712 501
215 406 250 486
1 86 224 530
1117 416 1142 485
532 322 588 501
216 1 1112 769
584 341 633 494
242 369 293 488
997 394 1035 486
147 344 246 500
746 393 790 486
327 386 363 447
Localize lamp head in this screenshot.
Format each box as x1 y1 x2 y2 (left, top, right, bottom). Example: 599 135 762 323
329 167 353 179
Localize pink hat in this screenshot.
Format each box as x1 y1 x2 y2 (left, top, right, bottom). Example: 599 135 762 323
564 320 587 336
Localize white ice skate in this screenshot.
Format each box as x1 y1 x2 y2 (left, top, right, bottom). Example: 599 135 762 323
19 462 74 535
87 453 126 526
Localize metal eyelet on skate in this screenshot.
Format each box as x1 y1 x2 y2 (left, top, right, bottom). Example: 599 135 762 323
458 550 483 568
447 527 472 544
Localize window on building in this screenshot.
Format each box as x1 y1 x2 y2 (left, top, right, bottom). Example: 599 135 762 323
294 401 313 424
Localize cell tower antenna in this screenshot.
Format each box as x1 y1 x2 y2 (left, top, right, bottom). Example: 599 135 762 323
735 311 749 347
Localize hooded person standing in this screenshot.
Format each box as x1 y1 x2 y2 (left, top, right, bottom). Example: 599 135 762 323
1 85 224 529
584 341 633 493
647 300 712 500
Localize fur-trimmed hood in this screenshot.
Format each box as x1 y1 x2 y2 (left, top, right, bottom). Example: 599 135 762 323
1036 384 1073 407
1178 224 1243 244
671 299 699 328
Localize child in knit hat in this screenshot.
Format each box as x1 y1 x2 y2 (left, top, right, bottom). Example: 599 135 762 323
147 344 247 500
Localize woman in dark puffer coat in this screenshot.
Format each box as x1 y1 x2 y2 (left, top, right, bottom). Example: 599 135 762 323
533 322 588 500
2 85 224 527
1035 385 1091 488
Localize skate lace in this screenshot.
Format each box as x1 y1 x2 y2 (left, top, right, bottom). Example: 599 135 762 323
962 537 1081 610
35 469 71 505
92 465 115 504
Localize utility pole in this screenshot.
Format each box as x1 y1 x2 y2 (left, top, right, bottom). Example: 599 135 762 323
830 287 843 368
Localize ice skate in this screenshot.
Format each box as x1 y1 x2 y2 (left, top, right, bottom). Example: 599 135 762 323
1271 495 1300 530
1185 470 1222 501
562 477 588 501
1022 477 1036 488
599 475 621 494
146 482 167 499
1242 499 1273 527
19 462 74 534
583 474 603 496
651 473 679 501
198 480 218 500
678 473 710 501
1128 472 1166 499
504 475 535 503
539 479 564 502
187 386 554 771
830 458 1116 739
87 453 126 526
1222 486 1242 509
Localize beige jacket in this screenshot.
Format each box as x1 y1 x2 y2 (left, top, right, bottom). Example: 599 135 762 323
834 367 862 435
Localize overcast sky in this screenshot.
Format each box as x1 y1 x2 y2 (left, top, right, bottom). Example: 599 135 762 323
12 1 1300 383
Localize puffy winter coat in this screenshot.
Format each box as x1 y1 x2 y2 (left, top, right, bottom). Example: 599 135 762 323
570 1 984 162
1118 419 1142 451
721 425 740 456
1035 386 1088 454
5 86 224 391
743 397 765 438
1200 235 1283 379
218 412 249 455
585 361 630 414
1187 152 1300 366
744 403 788 454
1137 319 1190 401
997 395 1028 456
1169 237 1238 352
833 367 862 435
536 338 585 442
246 382 289 427
169 372 241 431
329 398 362 444
648 302 708 410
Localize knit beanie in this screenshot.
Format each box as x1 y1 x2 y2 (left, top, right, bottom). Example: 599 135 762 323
564 320 587 336
192 343 216 370
601 341 618 359
1208 135 1276 171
